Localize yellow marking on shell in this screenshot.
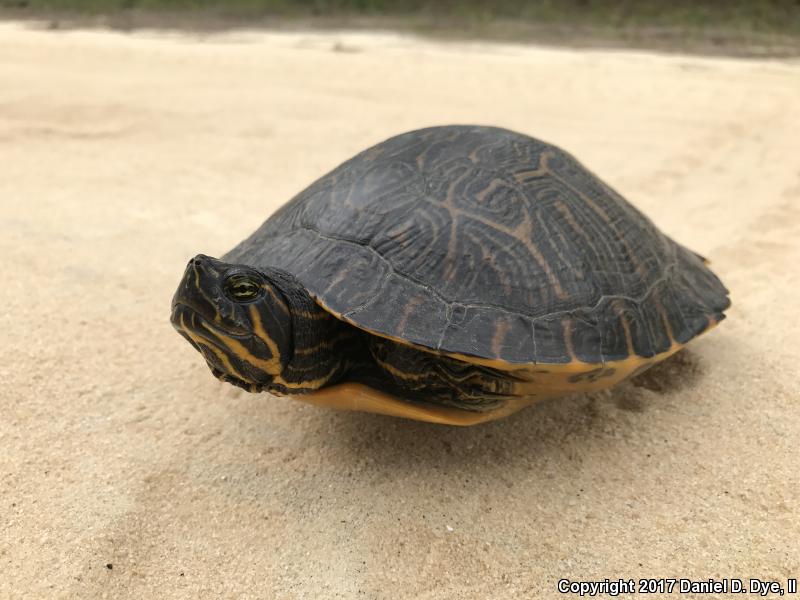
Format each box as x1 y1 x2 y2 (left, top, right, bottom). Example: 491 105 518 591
415 140 433 168
561 317 578 362
444 167 472 208
321 266 353 300
475 178 508 203
446 338 692 402
613 299 636 354
556 174 650 281
435 200 568 300
297 383 536 426
314 293 721 372
434 164 564 299
652 292 678 346
512 150 553 182
515 212 568 300
553 200 600 264
449 336 689 376
396 297 423 335
490 319 510 358
443 217 459 281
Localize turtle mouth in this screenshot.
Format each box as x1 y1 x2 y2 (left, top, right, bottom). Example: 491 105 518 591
171 303 264 392
170 301 251 337
209 365 262 393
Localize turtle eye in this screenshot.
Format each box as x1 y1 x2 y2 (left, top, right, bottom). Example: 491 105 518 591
224 274 262 302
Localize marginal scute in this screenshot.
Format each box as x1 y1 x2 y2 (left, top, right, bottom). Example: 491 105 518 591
567 367 616 384
568 315 604 363
224 125 730 366
637 291 670 357
655 285 688 345
344 274 449 347
438 308 536 362
531 316 572 364
597 298 651 360
669 248 728 342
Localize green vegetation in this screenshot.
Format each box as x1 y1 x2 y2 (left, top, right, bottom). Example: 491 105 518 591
3 0 799 55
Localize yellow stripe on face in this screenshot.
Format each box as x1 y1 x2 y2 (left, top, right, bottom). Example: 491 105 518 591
201 320 281 377
193 264 201 291
247 305 283 373
185 265 225 327
178 313 247 381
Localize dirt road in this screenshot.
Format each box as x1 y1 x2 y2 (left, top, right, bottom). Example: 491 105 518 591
1 23 798 599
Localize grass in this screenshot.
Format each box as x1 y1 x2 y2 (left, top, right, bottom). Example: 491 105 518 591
2 0 799 56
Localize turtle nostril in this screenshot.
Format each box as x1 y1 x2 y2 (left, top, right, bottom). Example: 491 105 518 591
189 257 215 281
190 254 214 267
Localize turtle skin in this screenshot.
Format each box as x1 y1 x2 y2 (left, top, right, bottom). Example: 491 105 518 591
224 125 730 367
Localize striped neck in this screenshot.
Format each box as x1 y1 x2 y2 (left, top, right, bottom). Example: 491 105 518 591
263 268 353 395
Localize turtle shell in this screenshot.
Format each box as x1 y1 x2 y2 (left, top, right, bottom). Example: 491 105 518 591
224 125 729 366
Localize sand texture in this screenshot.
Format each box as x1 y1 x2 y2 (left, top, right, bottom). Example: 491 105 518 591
1 24 799 599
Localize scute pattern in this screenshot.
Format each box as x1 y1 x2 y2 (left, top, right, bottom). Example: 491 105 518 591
224 126 729 365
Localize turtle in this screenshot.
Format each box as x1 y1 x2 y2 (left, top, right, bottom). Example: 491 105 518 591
170 125 730 426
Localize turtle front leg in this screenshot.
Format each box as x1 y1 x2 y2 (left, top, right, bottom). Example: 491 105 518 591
365 337 514 412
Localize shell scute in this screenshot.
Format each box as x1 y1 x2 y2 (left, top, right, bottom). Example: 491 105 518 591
223 125 730 366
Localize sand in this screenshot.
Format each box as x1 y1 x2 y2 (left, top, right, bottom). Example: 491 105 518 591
1 22 798 599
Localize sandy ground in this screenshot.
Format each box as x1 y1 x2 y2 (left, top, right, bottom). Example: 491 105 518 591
1 22 799 599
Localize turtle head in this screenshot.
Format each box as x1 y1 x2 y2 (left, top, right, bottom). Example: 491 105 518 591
170 254 293 392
